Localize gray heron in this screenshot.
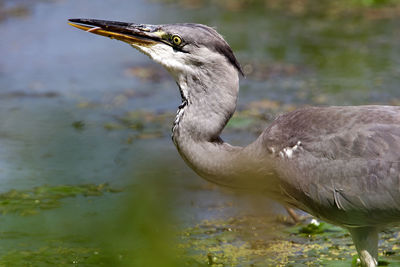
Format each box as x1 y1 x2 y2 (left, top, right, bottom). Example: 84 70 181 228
68 18 400 266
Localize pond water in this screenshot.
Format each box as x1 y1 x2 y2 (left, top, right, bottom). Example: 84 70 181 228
1 0 400 265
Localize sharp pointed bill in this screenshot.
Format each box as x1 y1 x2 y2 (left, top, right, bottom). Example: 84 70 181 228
68 18 162 47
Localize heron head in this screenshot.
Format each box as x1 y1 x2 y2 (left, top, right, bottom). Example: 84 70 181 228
68 19 243 80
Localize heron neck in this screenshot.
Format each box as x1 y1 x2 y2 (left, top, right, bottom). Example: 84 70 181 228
171 66 271 189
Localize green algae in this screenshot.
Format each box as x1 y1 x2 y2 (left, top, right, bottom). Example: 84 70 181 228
71 120 85 131
0 243 152 267
0 246 107 266
105 110 171 142
0 177 181 267
1 183 400 266
0 183 121 216
178 215 400 266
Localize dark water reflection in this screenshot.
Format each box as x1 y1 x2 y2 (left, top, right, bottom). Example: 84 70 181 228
1 0 400 265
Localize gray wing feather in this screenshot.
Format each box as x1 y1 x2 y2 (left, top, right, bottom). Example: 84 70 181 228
261 105 400 226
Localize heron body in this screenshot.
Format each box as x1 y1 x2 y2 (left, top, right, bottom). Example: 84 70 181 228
68 18 400 266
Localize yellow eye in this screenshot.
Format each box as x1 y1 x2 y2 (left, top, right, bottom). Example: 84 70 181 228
172 35 182 46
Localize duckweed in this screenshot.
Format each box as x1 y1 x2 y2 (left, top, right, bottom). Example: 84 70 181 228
178 215 400 266
0 183 121 216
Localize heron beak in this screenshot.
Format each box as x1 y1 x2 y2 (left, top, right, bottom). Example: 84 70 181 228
68 18 163 47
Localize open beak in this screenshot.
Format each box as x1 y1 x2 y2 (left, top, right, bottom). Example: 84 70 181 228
68 18 163 46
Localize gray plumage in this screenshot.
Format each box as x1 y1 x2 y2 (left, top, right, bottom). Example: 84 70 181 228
262 106 400 226
69 18 400 266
